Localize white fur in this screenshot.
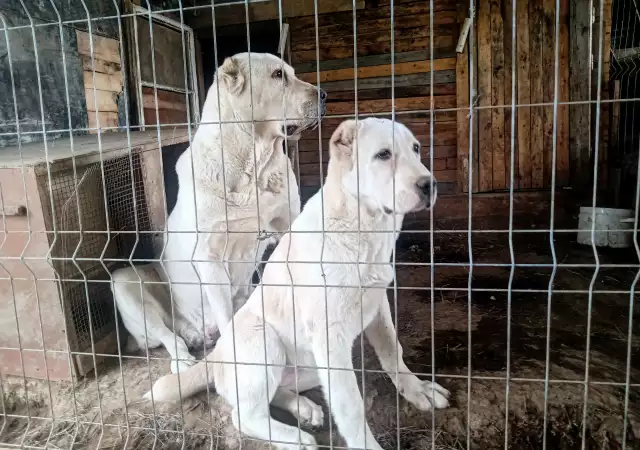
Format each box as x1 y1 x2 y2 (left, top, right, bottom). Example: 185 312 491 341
145 118 449 449
111 53 324 373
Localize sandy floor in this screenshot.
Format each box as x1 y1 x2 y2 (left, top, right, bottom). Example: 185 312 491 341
1 225 639 449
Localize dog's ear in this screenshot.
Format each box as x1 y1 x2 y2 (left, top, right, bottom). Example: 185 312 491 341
330 119 359 162
218 57 244 95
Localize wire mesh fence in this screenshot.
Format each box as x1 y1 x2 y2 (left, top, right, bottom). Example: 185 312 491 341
0 0 638 449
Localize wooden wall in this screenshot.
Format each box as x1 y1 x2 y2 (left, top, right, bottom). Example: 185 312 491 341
289 0 459 194
458 0 571 193
77 30 123 133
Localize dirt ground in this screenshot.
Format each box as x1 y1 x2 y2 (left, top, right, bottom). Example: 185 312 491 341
1 221 639 449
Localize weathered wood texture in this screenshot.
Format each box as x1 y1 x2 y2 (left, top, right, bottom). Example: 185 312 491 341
465 0 570 192
290 0 459 190
77 30 123 134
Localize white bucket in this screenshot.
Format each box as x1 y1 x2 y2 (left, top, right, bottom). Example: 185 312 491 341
577 207 635 248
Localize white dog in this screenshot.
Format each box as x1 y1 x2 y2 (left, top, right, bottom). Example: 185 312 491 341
111 52 326 373
146 118 450 449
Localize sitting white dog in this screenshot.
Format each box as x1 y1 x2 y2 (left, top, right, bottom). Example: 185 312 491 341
111 52 326 373
146 118 450 449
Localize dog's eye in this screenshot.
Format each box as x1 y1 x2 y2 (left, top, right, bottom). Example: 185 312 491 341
272 69 283 79
375 149 392 161
413 143 420 154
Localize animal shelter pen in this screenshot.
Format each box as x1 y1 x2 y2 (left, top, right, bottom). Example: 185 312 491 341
0 0 639 448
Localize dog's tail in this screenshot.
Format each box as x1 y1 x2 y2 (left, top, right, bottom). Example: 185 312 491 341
144 358 214 403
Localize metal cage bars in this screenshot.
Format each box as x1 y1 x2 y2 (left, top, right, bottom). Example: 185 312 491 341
0 0 636 449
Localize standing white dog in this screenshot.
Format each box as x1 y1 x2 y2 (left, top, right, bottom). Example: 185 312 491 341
146 118 450 449
112 53 326 373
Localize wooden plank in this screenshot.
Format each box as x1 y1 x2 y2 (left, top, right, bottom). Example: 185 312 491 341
84 71 122 92
556 0 570 186
320 71 456 93
455 0 470 193
531 0 545 189
87 111 118 132
433 169 457 182
293 49 457 73
291 35 457 63
325 95 456 115
490 0 506 190
292 11 458 44
516 0 532 189
504 0 515 189
288 0 456 31
81 57 121 75
76 30 121 64
477 0 493 191
189 0 364 28
568 0 591 188
327 83 456 101
142 87 188 112
298 58 457 83
84 89 119 113
143 108 188 126
291 24 456 52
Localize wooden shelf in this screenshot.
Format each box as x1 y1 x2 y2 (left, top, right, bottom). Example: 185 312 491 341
0 128 192 172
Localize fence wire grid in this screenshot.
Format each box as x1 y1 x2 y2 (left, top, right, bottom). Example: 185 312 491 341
0 0 638 449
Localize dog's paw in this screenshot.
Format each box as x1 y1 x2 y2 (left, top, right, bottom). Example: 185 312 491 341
401 380 450 411
292 396 324 428
265 171 285 193
283 430 317 449
170 355 196 374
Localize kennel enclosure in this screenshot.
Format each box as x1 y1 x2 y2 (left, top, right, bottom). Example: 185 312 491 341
0 129 191 380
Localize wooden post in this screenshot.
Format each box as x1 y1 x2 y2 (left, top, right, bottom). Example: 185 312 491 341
569 0 592 190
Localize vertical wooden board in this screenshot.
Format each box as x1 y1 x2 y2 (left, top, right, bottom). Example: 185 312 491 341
503 0 516 189
556 0 570 185
516 0 531 188
569 0 591 188
478 0 493 191
456 1 471 193
531 0 545 188
490 0 505 190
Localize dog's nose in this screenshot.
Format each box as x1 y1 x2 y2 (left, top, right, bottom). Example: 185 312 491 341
319 89 327 102
416 176 437 203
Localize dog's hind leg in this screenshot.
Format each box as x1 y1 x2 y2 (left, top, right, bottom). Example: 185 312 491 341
217 314 317 449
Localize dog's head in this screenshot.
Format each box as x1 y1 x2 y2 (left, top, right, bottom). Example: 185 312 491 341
329 118 437 215
215 52 326 137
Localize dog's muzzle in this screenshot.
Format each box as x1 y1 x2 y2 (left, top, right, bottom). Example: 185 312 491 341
282 90 327 136
416 176 438 209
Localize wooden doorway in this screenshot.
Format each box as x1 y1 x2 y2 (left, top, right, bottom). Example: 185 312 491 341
456 0 571 193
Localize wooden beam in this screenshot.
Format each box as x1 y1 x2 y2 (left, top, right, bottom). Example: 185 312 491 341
297 58 456 83
188 0 364 29
477 0 492 191
293 49 456 73
569 0 591 188
76 30 121 64
490 0 505 190
455 1 471 193
319 70 456 92
516 0 531 189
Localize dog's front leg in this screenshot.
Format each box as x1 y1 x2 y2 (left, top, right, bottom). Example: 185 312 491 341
194 237 233 334
364 291 450 411
312 333 383 450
